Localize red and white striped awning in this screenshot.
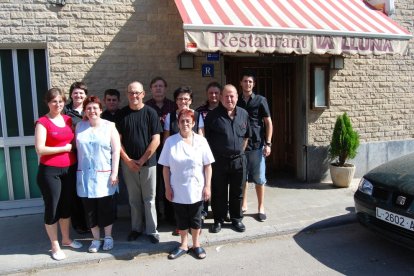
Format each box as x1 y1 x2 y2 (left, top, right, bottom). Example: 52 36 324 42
174 0 412 55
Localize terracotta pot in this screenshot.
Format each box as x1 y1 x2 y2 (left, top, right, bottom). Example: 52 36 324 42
329 163 356 188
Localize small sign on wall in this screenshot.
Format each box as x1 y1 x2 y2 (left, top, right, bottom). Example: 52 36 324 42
202 64 214 77
206 53 220 61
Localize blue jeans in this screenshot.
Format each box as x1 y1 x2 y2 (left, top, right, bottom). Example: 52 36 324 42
246 148 267 185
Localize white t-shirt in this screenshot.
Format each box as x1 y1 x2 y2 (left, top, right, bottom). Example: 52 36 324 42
158 132 214 204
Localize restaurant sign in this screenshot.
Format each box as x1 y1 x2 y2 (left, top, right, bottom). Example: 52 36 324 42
184 31 409 56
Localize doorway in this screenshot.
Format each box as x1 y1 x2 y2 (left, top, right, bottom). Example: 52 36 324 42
0 49 48 202
224 56 297 175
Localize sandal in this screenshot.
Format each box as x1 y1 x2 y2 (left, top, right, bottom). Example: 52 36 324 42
103 236 114 251
62 240 83 249
168 247 188 260
192 247 206 259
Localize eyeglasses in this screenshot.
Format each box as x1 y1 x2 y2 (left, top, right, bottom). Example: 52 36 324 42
177 97 191 102
128 91 143 96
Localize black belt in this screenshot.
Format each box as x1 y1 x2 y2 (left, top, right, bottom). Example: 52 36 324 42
217 153 244 159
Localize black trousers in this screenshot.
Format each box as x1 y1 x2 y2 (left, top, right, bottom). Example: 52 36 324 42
36 164 76 225
71 194 88 231
82 195 115 228
211 155 246 223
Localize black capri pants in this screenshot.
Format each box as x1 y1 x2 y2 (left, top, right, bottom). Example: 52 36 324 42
36 164 76 225
173 201 204 230
82 195 115 228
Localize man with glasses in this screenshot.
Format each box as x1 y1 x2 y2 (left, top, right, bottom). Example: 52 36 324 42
116 81 163 244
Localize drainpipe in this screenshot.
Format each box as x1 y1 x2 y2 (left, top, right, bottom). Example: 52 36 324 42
303 145 308 183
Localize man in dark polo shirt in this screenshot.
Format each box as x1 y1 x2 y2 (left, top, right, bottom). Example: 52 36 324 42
204 84 251 233
237 71 273 222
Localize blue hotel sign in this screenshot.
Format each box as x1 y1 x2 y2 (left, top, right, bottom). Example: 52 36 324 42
206 53 220 61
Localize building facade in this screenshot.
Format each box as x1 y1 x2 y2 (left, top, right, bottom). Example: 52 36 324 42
0 0 413 213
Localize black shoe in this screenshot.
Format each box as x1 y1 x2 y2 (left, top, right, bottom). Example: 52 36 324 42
224 214 231 222
127 230 142 241
209 221 222 233
149 235 160 244
231 221 246 232
258 213 267 222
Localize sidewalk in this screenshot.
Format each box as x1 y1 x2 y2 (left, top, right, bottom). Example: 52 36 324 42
0 178 360 275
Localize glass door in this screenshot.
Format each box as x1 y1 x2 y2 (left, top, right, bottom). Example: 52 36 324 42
0 49 49 202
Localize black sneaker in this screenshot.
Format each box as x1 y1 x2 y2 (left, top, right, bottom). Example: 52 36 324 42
149 235 160 244
127 230 142 241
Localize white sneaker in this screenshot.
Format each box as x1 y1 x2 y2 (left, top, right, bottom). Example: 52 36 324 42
88 240 101 253
103 236 113 251
52 250 66 261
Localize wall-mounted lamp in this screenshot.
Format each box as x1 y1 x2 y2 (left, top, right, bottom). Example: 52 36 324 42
178 51 195 69
48 0 66 6
330 56 344 70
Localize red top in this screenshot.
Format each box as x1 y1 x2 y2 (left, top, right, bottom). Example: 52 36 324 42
36 115 77 167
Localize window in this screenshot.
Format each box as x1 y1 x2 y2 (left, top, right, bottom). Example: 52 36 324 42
310 63 329 110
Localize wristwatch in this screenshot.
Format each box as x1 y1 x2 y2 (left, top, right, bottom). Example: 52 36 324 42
265 141 272 147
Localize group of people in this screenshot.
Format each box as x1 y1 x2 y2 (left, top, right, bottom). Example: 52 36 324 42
34 71 273 261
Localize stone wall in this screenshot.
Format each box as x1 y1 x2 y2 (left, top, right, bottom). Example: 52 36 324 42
307 0 414 147
0 0 220 107
1 0 413 182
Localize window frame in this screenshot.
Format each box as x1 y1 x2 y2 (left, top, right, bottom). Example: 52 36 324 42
310 63 330 110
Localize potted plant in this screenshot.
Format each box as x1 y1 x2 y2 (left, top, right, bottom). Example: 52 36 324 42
328 112 360 187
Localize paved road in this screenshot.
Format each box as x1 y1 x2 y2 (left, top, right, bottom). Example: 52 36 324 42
9 223 414 276
0 179 360 275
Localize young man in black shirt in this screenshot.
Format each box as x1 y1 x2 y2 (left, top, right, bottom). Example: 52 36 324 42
237 72 273 222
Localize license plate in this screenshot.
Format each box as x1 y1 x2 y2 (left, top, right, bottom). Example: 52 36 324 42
376 207 414 232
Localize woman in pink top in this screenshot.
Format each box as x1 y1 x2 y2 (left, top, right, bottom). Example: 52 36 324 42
35 88 82 261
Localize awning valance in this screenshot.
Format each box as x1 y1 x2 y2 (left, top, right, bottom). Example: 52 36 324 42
174 0 412 55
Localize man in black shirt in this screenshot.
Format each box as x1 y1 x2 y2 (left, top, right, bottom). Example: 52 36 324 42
101 89 121 122
116 81 162 244
145 77 176 225
204 84 251 233
196 81 222 219
237 72 273 222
